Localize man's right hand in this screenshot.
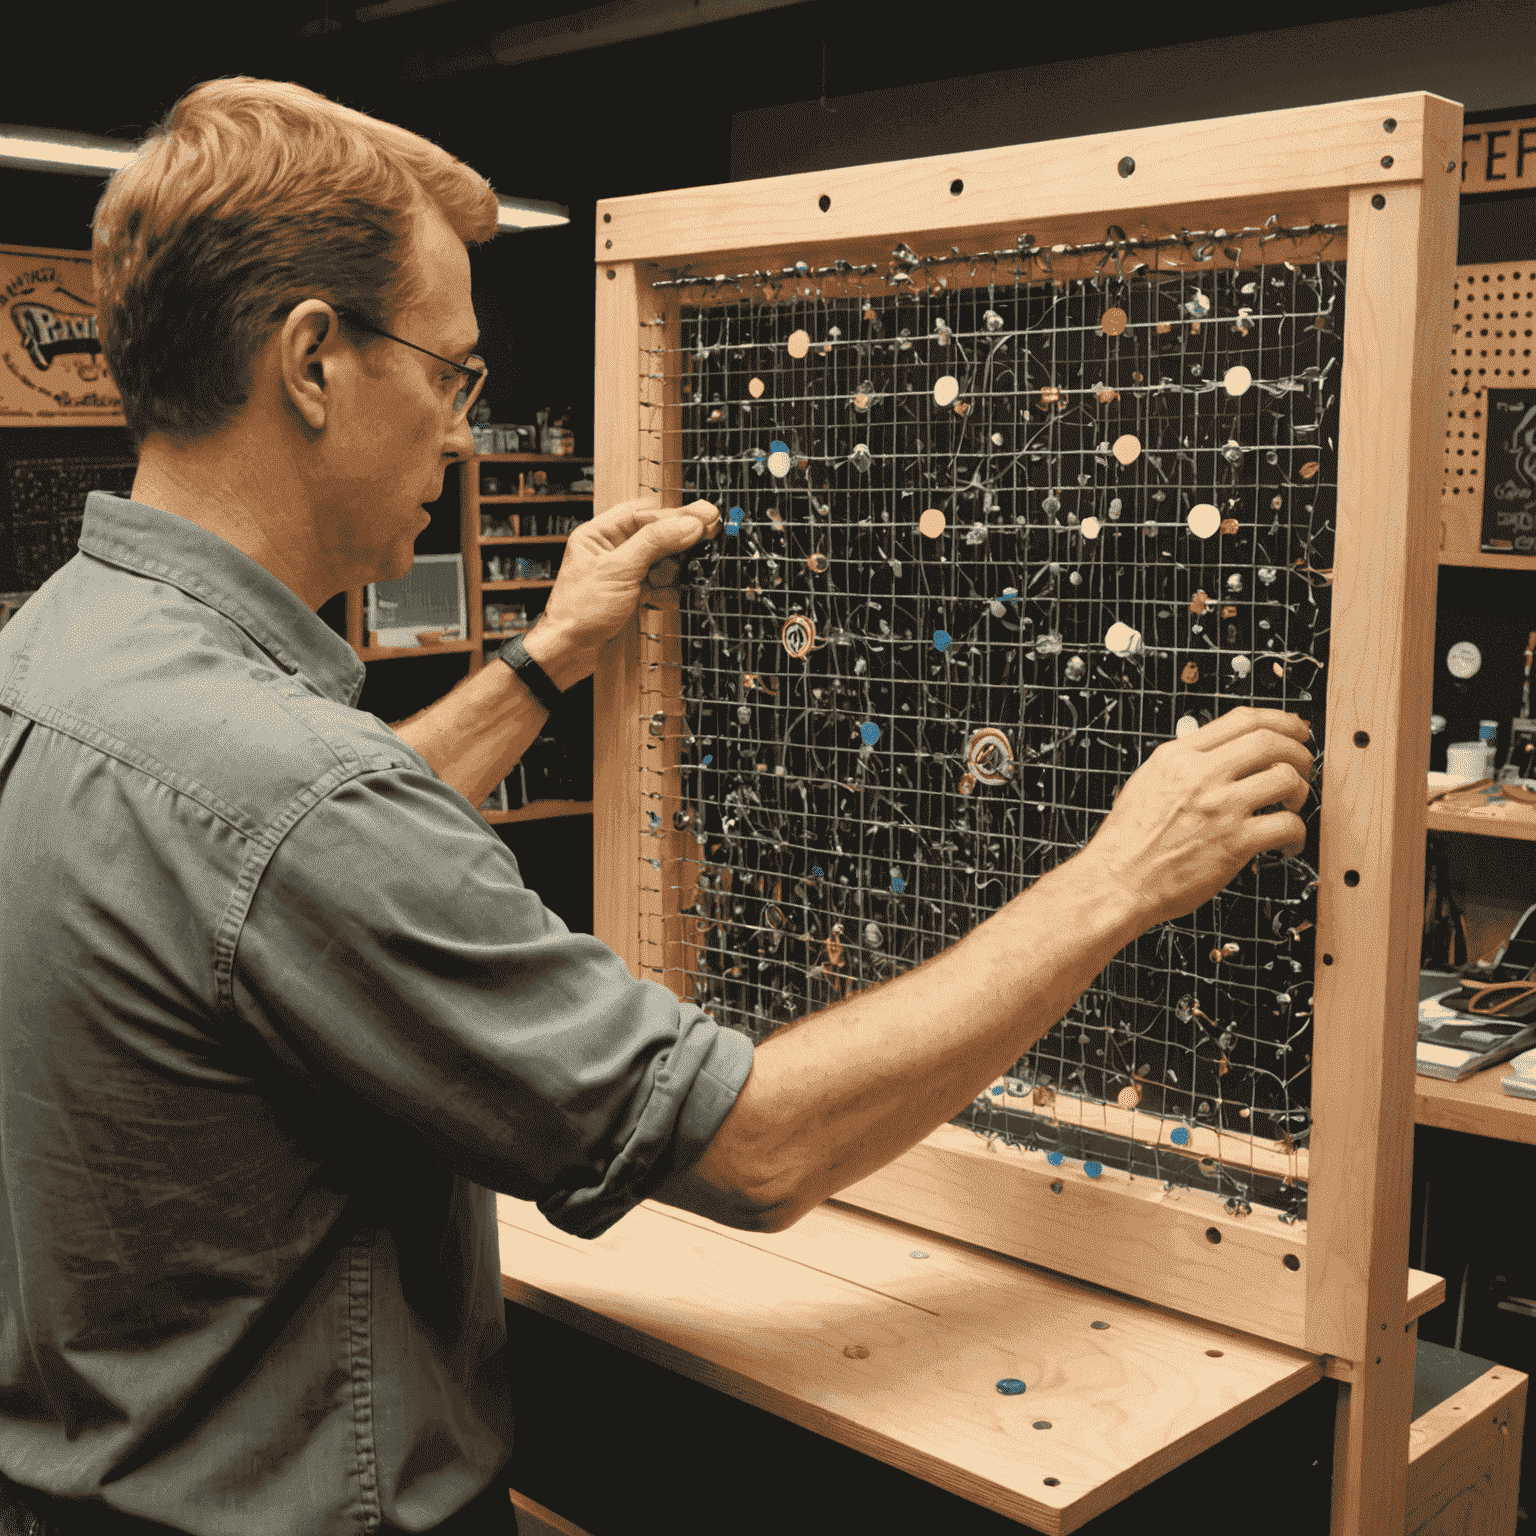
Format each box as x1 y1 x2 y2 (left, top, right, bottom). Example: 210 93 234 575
1073 707 1316 931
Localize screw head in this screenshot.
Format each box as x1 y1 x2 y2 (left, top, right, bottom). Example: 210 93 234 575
1371 194 1386 210
1117 156 1135 178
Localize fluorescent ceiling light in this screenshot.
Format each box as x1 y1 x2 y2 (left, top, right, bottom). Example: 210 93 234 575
1 126 568 237
496 196 569 231
0 125 138 176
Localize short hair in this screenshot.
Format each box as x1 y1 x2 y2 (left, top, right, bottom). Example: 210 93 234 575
92 76 499 449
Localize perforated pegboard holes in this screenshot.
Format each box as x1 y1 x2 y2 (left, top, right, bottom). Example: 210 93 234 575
1443 266 1536 504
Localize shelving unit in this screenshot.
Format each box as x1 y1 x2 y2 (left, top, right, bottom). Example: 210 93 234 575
337 452 594 825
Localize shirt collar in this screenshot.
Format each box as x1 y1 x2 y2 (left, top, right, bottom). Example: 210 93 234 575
77 492 367 707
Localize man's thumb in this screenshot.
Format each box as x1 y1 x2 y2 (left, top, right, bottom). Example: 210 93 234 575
616 514 711 580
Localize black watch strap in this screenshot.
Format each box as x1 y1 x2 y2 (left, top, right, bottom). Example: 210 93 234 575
496 633 564 714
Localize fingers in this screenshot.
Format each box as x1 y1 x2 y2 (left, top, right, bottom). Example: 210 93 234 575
611 512 719 585
1232 759 1311 817
1183 706 1311 753
1241 807 1309 862
587 497 721 542
1205 728 1316 791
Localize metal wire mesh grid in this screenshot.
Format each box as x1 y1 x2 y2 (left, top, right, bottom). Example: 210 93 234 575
639 228 1344 1219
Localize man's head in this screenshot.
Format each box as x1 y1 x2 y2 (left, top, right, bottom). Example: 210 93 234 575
92 77 499 598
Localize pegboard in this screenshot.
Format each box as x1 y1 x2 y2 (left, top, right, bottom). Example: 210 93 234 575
1441 262 1536 559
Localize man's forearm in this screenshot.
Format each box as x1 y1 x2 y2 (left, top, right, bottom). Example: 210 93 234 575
725 849 1147 1231
390 623 594 808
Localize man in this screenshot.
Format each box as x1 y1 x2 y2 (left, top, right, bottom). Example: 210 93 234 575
0 77 1312 1536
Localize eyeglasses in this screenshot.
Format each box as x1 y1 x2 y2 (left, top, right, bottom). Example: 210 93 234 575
332 307 487 423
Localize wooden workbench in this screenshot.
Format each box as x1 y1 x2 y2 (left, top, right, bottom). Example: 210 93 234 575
497 1193 1449 1534
1415 970 1536 1147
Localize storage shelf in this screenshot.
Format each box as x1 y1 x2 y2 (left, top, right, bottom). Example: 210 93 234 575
357 638 476 662
481 535 570 545
483 800 594 825
479 495 592 504
1438 553 1536 571
473 453 589 464
483 579 556 591
1427 803 1536 842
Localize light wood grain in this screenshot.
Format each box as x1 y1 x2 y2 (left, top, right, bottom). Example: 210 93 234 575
481 800 593 827
1427 792 1536 842
1307 94 1462 1535
592 264 647 971
1415 1066 1536 1146
508 1488 593 1536
1404 1363 1527 1536
596 94 1447 268
497 1194 1320 1535
835 1123 1312 1347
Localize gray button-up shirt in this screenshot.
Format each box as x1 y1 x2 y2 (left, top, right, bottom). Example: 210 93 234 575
0 492 754 1534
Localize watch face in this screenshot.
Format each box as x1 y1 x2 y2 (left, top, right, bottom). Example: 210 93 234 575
1447 640 1482 680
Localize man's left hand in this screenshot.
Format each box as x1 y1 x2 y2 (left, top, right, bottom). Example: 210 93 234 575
522 498 720 691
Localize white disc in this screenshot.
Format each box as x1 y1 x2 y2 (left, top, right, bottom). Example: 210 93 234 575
766 450 792 478
1081 516 1102 539
1176 714 1200 739
1223 365 1253 396
1104 621 1142 657
786 330 810 359
933 375 960 407
1187 503 1221 538
1111 433 1141 465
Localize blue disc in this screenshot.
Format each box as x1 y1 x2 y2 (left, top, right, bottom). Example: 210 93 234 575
996 1378 1027 1396
702 755 713 767
860 721 881 745
933 630 951 651
812 866 824 879
1084 1161 1103 1179
990 1084 1005 1095
890 873 906 893
1170 1126 1190 1146
769 439 789 456
1046 1151 1065 1167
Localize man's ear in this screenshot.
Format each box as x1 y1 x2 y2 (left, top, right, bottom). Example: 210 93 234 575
278 301 338 433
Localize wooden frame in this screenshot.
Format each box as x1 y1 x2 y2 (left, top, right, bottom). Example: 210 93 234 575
594 93 1463 1533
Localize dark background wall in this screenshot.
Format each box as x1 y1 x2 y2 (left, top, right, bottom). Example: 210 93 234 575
1 0 1534 938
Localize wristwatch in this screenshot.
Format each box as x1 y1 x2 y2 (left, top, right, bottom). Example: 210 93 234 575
496 633 564 714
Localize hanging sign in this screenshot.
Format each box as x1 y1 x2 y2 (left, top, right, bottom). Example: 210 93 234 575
1459 116 1536 196
1 243 122 425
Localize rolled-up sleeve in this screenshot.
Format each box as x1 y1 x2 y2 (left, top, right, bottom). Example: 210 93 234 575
230 767 755 1239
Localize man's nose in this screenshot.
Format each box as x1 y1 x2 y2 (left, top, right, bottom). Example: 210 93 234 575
446 414 475 460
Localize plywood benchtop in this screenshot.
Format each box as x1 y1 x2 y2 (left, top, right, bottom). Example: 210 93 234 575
498 1195 1441 1532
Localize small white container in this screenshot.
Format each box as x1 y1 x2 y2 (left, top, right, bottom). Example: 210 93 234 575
1445 741 1492 780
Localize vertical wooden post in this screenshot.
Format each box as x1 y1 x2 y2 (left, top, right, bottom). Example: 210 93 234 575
1306 102 1460 1535
636 292 690 1000
593 261 648 973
